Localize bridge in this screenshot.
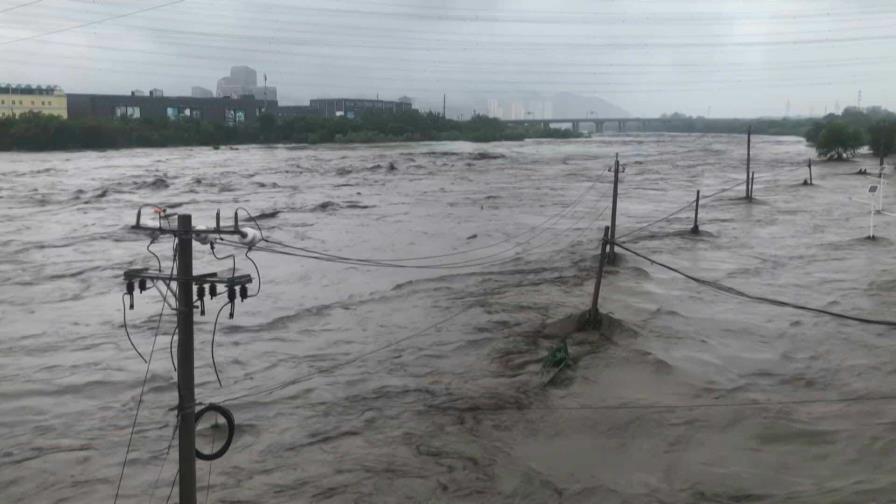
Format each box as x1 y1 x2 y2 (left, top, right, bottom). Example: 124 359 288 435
502 117 674 133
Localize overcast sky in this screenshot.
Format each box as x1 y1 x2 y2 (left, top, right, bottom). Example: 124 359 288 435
1 0 894 117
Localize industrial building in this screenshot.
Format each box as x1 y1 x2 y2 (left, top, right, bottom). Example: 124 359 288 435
306 98 413 119
275 105 318 119
66 93 275 125
0 84 67 118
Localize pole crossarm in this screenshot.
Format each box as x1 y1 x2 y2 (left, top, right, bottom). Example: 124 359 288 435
123 268 253 286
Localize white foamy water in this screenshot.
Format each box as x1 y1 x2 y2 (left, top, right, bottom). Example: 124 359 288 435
2 134 895 503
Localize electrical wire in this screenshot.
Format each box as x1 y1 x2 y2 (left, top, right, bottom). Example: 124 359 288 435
204 428 216 504
168 325 178 373
611 240 896 327
244 248 261 298
615 164 808 242
121 293 147 364
0 0 185 46
146 236 163 272
113 244 177 504
148 417 178 504
217 305 473 405
261 172 606 263
429 393 896 413
210 242 236 278
0 0 43 14
616 178 746 240
232 179 608 270
210 301 231 388
165 469 178 504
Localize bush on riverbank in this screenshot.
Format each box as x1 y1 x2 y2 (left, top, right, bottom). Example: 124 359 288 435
0 109 581 151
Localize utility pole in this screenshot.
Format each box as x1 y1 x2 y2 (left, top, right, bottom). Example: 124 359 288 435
176 214 197 504
746 125 752 199
123 210 255 504
443 93 446 118
609 153 620 264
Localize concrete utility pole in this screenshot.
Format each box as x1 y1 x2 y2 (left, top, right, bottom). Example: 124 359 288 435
176 214 197 504
123 209 254 504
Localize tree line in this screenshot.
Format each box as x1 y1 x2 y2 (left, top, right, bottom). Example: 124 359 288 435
803 106 896 161
0 109 579 151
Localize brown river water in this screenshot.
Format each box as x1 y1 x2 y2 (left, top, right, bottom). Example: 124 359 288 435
2 134 896 503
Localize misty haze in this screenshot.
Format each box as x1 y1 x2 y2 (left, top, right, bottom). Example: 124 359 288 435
2 1 896 503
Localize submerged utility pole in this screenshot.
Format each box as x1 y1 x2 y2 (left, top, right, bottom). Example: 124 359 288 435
123 210 256 504
589 226 610 327
609 153 620 264
746 125 752 199
691 190 700 234
176 214 197 504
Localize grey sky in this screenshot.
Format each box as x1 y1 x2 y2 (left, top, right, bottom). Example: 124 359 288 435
1 0 893 117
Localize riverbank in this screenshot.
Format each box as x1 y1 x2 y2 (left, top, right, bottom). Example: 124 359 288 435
0 110 580 151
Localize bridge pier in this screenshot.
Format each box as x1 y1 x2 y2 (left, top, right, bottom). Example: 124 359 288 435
572 121 580 133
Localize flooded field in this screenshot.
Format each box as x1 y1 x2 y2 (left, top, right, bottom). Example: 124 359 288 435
2 134 896 503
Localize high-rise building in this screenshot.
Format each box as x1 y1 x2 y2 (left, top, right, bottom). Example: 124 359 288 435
191 86 214 98
216 66 276 102
230 66 257 87
487 98 502 118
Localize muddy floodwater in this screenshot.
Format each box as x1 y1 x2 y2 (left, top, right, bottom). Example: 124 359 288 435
3 134 896 503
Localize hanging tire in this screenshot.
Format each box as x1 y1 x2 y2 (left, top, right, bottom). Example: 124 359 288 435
195 403 235 461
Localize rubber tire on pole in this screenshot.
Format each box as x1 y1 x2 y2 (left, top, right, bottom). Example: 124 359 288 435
194 403 235 461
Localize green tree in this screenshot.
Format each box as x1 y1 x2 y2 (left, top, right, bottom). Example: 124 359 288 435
815 121 864 160
868 120 896 158
258 113 276 142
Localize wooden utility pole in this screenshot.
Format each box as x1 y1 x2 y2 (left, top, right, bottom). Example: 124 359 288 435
589 226 610 326
746 125 752 199
808 158 813 185
609 153 620 264
176 214 197 504
442 94 446 118
749 172 755 201
691 190 700 234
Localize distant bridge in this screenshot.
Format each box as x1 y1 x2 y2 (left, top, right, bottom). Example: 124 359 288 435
502 117 674 133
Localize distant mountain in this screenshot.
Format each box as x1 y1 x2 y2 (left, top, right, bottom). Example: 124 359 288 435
408 91 629 120
549 92 629 118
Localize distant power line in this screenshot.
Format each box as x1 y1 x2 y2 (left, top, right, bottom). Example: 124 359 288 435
0 53 878 96
0 0 183 46
0 0 43 15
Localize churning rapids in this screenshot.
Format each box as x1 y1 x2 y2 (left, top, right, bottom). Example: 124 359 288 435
3 134 896 503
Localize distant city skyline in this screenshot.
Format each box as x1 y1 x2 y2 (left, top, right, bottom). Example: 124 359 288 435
1 0 894 117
